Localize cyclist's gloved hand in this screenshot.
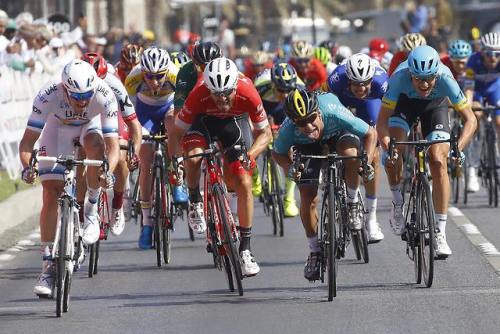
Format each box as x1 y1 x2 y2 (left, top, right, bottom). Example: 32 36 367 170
21 166 37 184
242 154 257 171
359 164 375 181
449 150 466 167
127 153 140 171
99 171 115 189
169 166 184 186
288 163 304 182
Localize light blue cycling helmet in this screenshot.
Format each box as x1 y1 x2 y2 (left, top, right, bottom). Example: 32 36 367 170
408 45 440 77
448 40 472 59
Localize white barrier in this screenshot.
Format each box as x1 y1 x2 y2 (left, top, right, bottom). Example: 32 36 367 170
0 66 52 180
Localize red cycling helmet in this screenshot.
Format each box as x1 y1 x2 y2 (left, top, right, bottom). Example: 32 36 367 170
369 38 389 59
81 52 107 79
120 44 143 68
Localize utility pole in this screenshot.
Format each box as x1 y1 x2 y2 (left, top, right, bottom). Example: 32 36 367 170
310 0 316 45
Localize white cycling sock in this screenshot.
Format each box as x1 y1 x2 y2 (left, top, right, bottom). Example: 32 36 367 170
436 213 447 235
366 195 377 222
390 184 403 204
141 202 152 226
308 235 321 253
346 187 359 204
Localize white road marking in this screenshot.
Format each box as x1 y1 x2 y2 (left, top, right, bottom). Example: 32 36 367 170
0 253 15 261
17 239 35 246
449 206 500 275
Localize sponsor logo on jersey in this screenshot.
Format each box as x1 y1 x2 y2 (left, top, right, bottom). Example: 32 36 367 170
107 110 118 118
44 84 57 96
97 85 109 97
32 106 42 114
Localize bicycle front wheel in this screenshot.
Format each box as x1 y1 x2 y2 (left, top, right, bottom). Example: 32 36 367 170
271 159 285 237
152 166 163 267
214 184 243 296
56 198 71 317
324 184 337 301
417 176 435 288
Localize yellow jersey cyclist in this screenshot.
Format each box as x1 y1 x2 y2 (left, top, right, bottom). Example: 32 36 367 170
19 60 120 296
125 46 188 249
377 45 477 259
272 89 377 281
253 62 306 217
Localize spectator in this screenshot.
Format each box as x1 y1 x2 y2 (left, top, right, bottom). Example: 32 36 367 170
401 0 429 34
217 18 236 59
424 18 448 56
0 9 9 61
435 0 453 37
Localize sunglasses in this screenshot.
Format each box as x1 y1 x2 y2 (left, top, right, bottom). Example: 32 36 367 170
412 74 437 83
210 88 235 98
68 90 94 101
293 112 318 127
295 58 310 65
350 79 372 87
144 72 167 81
483 50 500 58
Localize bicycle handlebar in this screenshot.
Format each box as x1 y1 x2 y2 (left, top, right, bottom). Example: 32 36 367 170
30 149 108 171
388 137 456 161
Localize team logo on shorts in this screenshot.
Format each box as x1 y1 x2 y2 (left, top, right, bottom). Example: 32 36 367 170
435 124 443 129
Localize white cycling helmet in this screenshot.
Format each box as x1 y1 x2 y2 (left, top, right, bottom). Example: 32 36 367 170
61 59 97 93
481 32 500 50
345 53 376 82
335 45 352 64
203 57 239 92
140 47 170 73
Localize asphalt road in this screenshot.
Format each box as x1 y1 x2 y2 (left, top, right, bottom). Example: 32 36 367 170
1 178 500 334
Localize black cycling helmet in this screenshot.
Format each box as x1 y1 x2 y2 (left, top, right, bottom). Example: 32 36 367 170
319 40 336 51
191 41 223 65
271 63 298 92
284 88 318 120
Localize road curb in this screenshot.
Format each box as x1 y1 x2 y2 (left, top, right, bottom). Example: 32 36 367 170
449 206 500 276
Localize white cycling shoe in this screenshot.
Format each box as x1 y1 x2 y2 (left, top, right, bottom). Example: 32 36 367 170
467 167 480 193
240 250 260 277
83 213 100 245
33 261 55 297
367 220 384 243
110 207 125 236
188 202 207 234
434 233 452 259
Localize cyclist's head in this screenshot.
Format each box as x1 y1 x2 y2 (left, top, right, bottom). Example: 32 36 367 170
335 45 352 64
191 41 222 70
292 40 313 69
313 47 331 66
480 32 500 69
252 50 268 66
120 44 143 68
408 45 440 78
448 39 472 60
204 57 239 111
271 62 298 95
318 40 337 55
62 59 97 109
285 89 322 139
81 52 107 79
346 53 376 99
140 47 170 74
169 50 190 69
369 38 389 60
399 33 426 53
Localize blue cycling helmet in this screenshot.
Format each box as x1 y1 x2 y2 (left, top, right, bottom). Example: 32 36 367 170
408 45 440 77
448 40 472 59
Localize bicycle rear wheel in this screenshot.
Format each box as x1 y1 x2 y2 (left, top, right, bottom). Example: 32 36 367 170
326 184 337 301
417 176 435 287
463 157 469 204
162 177 172 264
215 184 243 296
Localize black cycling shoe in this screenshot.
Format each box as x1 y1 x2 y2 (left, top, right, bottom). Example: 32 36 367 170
304 252 322 281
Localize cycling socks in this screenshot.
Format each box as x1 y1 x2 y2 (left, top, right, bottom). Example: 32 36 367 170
84 187 100 217
239 227 252 252
140 201 152 226
308 235 321 253
390 184 403 204
229 192 238 216
40 242 53 261
366 195 377 222
436 213 447 235
112 191 124 210
188 186 203 203
346 187 359 203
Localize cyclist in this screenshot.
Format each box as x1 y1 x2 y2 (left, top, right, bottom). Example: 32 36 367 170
170 57 272 276
377 45 477 258
464 32 500 171
334 45 352 65
318 40 338 62
254 62 307 217
244 50 272 81
327 53 388 243
388 33 426 76
313 47 336 77
170 50 190 69
366 38 393 71
19 59 120 297
125 46 188 249
115 44 143 83
442 40 480 191
272 88 377 281
288 40 327 91
81 52 142 235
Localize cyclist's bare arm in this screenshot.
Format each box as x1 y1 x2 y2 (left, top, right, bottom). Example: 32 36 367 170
271 151 292 173
125 118 142 156
19 129 41 169
455 104 477 151
362 127 378 165
376 105 394 151
104 136 120 173
248 125 272 160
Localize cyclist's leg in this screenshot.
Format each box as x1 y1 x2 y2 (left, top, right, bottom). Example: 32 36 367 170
110 142 128 236
485 79 500 161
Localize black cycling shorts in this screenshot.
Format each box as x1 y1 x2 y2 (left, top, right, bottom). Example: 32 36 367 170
389 94 450 138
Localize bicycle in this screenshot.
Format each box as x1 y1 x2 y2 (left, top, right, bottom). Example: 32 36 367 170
174 143 248 296
388 135 456 288
476 105 499 207
448 109 469 205
29 150 107 317
293 148 370 301
261 141 285 237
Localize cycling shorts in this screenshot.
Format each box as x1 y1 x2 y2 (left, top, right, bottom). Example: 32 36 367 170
182 115 251 163
294 131 360 185
118 112 129 141
38 115 103 182
136 97 173 135
388 95 450 140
